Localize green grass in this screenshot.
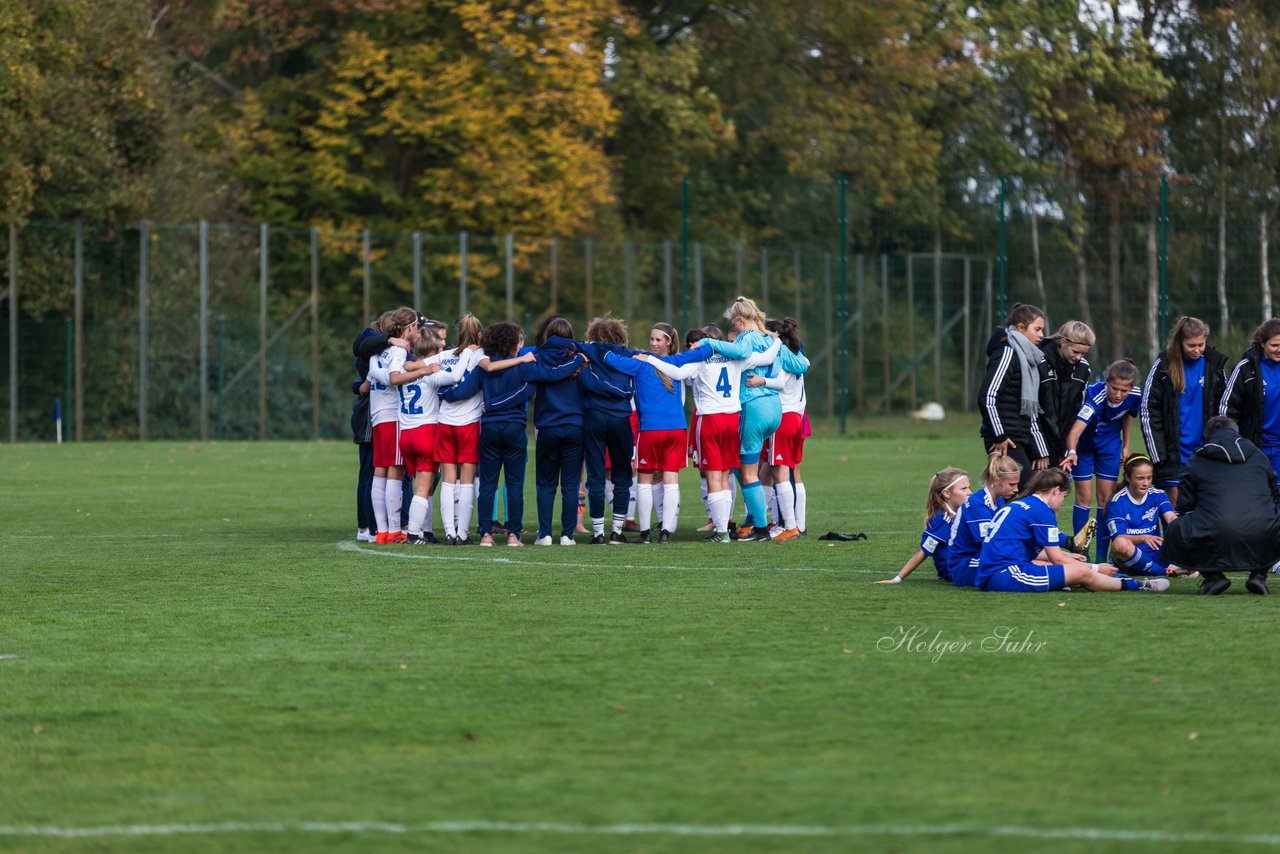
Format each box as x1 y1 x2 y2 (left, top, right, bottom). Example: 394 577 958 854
2 418 1279 853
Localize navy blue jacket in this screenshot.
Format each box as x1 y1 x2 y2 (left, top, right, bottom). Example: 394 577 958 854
529 336 587 430
441 350 585 426
577 341 635 418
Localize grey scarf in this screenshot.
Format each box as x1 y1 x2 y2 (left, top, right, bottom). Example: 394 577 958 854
1005 327 1044 419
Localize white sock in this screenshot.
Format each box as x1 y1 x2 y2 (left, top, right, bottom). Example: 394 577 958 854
592 516 605 537
424 496 434 533
653 482 665 522
727 476 738 517
763 485 776 526
775 481 796 530
372 477 388 532
456 482 476 538
710 490 732 533
636 483 654 532
408 496 429 536
385 479 403 533
440 482 456 538
662 484 680 533
795 482 808 532
612 513 627 535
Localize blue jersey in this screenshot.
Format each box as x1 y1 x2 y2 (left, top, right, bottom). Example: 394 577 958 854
1075 381 1142 452
947 488 1004 587
1106 487 1175 539
1261 359 1280 449
1179 357 1206 462
921 509 953 580
976 496 1061 587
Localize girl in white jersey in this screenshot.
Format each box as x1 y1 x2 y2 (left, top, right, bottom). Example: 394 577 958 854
436 314 486 545
368 307 427 544
747 316 810 541
647 328 780 543
393 329 459 545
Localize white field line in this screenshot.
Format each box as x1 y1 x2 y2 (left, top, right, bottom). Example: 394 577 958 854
337 540 884 573
0 820 1278 845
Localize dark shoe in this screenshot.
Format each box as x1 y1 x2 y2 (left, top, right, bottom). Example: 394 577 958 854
590 534 606 545
445 535 458 546
658 530 670 544
798 529 807 538
738 526 772 543
609 531 630 545
703 530 727 542
1247 572 1271 596
1198 574 1232 596
636 529 651 544
406 533 430 545
624 520 641 532
423 532 438 544
455 536 475 546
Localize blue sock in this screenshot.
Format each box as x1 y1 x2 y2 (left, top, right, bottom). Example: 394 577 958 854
1122 578 1139 591
1072 504 1090 536
1120 550 1153 575
742 481 767 531
1094 507 1110 563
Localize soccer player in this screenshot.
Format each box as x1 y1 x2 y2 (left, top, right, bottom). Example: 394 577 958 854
527 315 588 546
975 469 1168 593
876 467 972 584
367 308 426 544
946 453 1023 587
1140 316 1228 505
435 314 486 545
752 316 810 541
576 315 638 544
1220 318 1280 474
1106 454 1179 577
1061 358 1142 561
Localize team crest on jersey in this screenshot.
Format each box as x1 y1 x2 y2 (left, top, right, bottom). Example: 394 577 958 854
1142 507 1157 522
978 521 994 538
1047 526 1060 541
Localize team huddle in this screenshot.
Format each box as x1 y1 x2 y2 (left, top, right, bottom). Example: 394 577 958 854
350 297 811 548
885 306 1280 595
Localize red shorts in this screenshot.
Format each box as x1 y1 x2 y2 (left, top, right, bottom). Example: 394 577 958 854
688 419 700 467
435 421 480 465
694 413 740 471
768 411 805 468
372 421 402 469
637 429 687 473
399 423 438 477
630 411 641 445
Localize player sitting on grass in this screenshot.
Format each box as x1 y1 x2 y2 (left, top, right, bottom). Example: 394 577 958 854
877 467 971 584
946 453 1023 588
1106 453 1180 577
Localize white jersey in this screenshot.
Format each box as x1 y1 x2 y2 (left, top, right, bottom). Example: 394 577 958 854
650 338 779 415
437 347 486 426
368 345 408 426
397 351 459 429
764 370 807 414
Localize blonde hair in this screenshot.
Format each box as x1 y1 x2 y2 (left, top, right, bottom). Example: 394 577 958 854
1056 320 1095 348
725 296 767 334
925 467 968 524
981 452 1022 488
452 313 483 356
1164 316 1210 395
377 306 418 338
413 334 441 359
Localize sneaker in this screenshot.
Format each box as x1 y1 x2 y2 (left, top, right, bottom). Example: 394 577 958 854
375 531 389 544
479 533 495 547
357 529 377 543
590 534 606 545
1247 572 1271 596
767 525 785 539
386 531 408 544
798 529 808 538
774 527 801 543
560 536 577 546
658 530 670 544
609 531 630 545
738 526 772 543
636 530 651 544
445 535 458 546
455 535 475 546
704 531 732 544
423 532 438 544
535 535 553 546
406 532 431 545
734 524 755 541
1068 518 1097 555
624 520 641 532
1138 577 1171 592
507 534 523 547
696 518 715 532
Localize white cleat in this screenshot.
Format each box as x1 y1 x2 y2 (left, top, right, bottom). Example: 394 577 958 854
1139 577 1171 592
534 535 553 546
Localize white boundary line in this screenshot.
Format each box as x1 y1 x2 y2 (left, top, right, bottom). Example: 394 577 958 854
336 540 880 573
1 820 1278 845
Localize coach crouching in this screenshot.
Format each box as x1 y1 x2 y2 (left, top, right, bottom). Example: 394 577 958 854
1159 415 1280 595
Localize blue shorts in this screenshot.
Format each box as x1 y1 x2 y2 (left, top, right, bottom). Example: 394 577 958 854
739 396 783 464
1073 443 1120 482
980 563 1067 593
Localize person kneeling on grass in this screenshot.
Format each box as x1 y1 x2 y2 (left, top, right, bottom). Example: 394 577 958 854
976 468 1169 593
1158 415 1280 596
1106 453 1180 578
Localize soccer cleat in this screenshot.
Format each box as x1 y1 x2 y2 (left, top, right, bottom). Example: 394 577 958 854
609 531 630 545
738 527 772 543
535 535 553 546
704 531 732 544
1138 577 1171 592
422 532 438 544
445 535 458 546
624 519 641 532
357 529 377 543
697 518 715 532
798 529 808 538
773 527 801 543
375 531 390 544
479 533 495 547
734 524 755 541
455 535 475 546
560 535 577 546
636 530 651 545
1247 572 1271 596
406 532 431 545
1067 518 1097 555
658 530 670 544
386 531 408 545
590 534 606 545
507 534 524 547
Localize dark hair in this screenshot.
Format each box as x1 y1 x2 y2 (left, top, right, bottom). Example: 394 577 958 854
1251 319 1280 351
766 317 803 354
586 314 628 346
1204 415 1237 438
1105 359 1139 384
700 324 724 341
650 322 680 354
1005 303 1045 329
685 328 707 348
481 321 523 359
1017 467 1070 499
536 314 574 346
1164 316 1210 395
1120 452 1153 488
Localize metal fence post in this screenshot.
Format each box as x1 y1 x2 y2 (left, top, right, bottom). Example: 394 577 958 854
216 316 225 440
680 175 690 334
362 229 371 325
1159 172 1169 346
8 223 16 442
199 219 209 441
138 220 149 440
550 237 559 313
823 253 833 418
856 253 865 420
459 230 469 317
310 226 320 440
585 238 594 320
761 248 769 307
694 242 704 325
73 219 84 442
505 232 514 321
793 249 802 323
412 231 422 314
998 174 1008 322
259 223 268 440
663 241 673 323
933 229 943 406
837 175 848 434
624 240 634 324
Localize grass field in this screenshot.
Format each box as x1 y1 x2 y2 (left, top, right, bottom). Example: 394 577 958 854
4 415 1280 852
